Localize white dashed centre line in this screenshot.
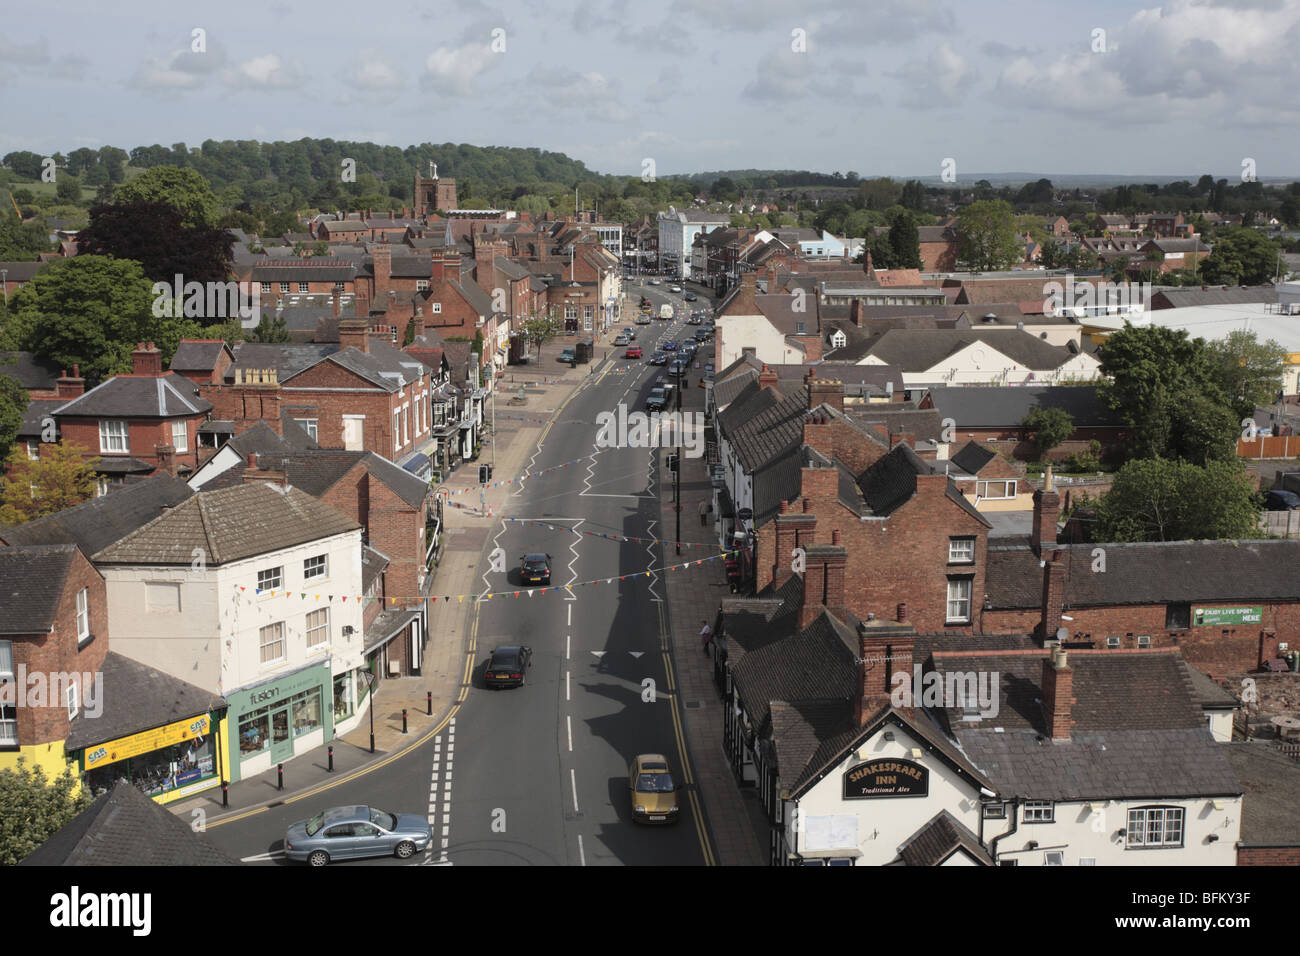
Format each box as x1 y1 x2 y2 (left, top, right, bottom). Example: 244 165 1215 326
567 714 573 752
570 768 580 813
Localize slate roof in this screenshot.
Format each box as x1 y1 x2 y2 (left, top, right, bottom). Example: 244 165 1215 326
169 340 232 373
1222 743 1300 846
0 261 46 282
362 545 389 594
0 351 59 390
921 385 1119 428
950 440 997 476
896 810 993 866
863 329 1085 372
770 698 856 799
0 544 79 635
63 651 226 752
954 279 1060 305
295 340 425 391
845 406 945 444
92 482 360 566
859 443 933 516
0 474 195 555
985 539 1300 610
249 259 358 281
53 372 212 419
200 448 426 510
727 387 810 473
19 778 239 866
16 398 62 438
937 649 1241 800
712 367 759 408
1152 286 1276 309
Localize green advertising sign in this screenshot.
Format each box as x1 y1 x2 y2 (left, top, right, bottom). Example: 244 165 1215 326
1193 606 1263 627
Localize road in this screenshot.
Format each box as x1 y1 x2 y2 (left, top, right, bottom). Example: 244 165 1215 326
207 281 719 867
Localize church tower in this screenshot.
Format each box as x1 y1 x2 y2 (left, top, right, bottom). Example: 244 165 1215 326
413 160 457 219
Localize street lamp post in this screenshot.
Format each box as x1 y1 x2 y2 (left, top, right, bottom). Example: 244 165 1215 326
675 379 682 556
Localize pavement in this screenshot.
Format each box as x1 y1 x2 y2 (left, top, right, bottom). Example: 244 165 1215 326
171 344 614 824
654 349 770 866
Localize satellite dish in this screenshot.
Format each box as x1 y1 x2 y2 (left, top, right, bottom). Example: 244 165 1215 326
1055 627 1070 642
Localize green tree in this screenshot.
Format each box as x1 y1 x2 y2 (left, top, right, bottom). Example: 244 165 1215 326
1207 330 1287 417
113 166 220 228
0 208 52 260
886 208 922 269
520 312 561 361
1200 227 1282 285
0 441 99 525
76 200 236 287
55 173 82 204
1021 406 1075 460
1097 324 1238 464
1094 458 1261 542
0 374 27 461
4 255 158 385
956 200 1022 270
0 758 92 866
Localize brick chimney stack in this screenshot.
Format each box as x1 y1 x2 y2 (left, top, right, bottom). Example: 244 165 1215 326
332 289 341 318
758 363 778 390
372 243 392 298
154 442 175 476
132 342 163 377
798 540 848 629
856 622 916 724
771 504 816 590
339 318 370 354
56 365 85 398
802 410 834 459
850 298 864 328
805 368 845 413
889 431 915 450
1040 548 1067 644
243 451 287 487
1032 464 1061 556
1041 646 1074 740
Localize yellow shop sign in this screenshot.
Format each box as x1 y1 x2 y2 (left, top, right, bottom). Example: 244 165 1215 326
84 714 211 770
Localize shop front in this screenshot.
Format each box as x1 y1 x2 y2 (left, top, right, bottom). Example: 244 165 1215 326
229 660 332 782
81 711 224 805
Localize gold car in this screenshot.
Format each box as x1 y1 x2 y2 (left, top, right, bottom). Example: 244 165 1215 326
628 754 680 824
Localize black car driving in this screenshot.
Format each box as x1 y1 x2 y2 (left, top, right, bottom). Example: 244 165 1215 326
519 553 552 584
485 645 532 688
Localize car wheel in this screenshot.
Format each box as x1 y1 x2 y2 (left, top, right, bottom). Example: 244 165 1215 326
308 850 330 867
394 841 416 859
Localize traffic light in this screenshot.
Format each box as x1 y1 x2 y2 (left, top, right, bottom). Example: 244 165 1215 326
486 463 494 481
479 464 489 483
667 454 679 473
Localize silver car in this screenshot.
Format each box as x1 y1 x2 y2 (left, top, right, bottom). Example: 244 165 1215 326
284 805 433 866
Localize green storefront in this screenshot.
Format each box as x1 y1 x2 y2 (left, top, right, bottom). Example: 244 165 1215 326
228 661 334 782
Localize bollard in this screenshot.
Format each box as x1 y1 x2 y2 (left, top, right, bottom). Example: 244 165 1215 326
402 708 408 734
427 691 433 716
222 781 228 808
277 763 284 791
327 745 334 772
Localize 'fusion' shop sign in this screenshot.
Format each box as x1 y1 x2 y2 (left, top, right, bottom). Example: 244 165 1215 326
843 759 929 799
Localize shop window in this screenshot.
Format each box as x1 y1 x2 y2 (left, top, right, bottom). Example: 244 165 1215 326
239 712 269 755
291 688 323 736
85 730 217 798
333 673 355 721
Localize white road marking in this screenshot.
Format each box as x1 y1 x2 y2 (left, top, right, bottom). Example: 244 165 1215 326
241 850 285 862
566 634 570 660
567 714 573 752
630 651 644 658
591 650 605 658
571 768 580 813
567 604 571 627
566 670 570 701
578 834 586 867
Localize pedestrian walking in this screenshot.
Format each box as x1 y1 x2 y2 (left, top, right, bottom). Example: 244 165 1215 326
698 497 709 526
699 620 713 654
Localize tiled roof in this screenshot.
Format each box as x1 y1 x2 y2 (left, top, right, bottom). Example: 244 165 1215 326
950 440 997 476
844 406 945 444
921 385 1119 428
863 329 1084 373
1222 743 1300 846
19 777 238 866
362 545 389 593
0 474 195 555
53 372 212 419
0 544 78 634
169 340 231 373
860 443 933 516
1153 287 1276 308
955 279 1057 305
16 398 62 438
0 351 59 390
896 810 993 866
250 259 358 281
92 482 360 566
63 651 226 752
985 539 1300 610
0 261 46 282
727 388 810 473
712 367 759 409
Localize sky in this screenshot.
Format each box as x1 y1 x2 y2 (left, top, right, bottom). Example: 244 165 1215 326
2 0 1298 180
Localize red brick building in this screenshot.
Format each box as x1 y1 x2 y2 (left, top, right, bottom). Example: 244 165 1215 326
0 544 109 773
53 344 213 484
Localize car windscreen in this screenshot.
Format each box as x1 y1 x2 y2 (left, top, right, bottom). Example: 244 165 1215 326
491 651 518 668
369 809 397 831
305 812 326 836
524 558 547 569
635 773 675 793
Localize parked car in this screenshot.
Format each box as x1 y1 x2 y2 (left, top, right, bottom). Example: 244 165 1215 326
635 313 651 325
614 333 630 346
628 754 680 824
484 645 532 688
626 346 643 359
648 351 668 366
559 347 575 363
668 359 688 378
684 292 698 302
693 329 711 342
1264 489 1300 510
622 327 637 340
519 553 552 584
284 806 433 866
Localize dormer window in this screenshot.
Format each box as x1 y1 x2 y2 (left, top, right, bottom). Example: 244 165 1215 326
830 330 846 348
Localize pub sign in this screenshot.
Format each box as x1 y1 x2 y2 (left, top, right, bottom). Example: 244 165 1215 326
843 759 929 799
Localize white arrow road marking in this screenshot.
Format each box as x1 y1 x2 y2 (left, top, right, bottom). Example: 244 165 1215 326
629 651 644 658
591 650 605 658
241 850 285 862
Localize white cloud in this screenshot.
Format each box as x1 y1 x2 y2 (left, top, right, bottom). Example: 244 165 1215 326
127 36 227 91
891 43 977 108
350 54 403 92
521 66 630 122
423 41 495 95
222 54 305 89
